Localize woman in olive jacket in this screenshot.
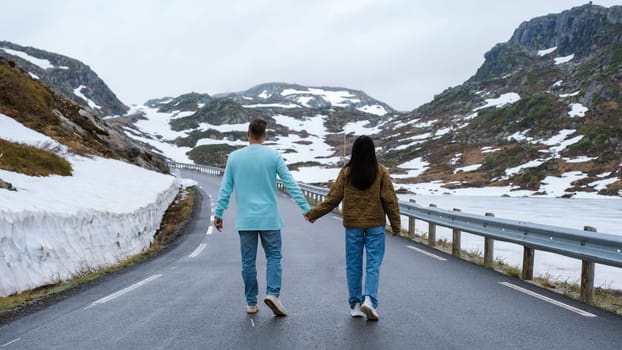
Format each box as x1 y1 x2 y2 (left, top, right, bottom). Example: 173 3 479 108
305 135 401 321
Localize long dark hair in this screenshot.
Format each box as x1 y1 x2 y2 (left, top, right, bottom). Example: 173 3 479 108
346 135 378 190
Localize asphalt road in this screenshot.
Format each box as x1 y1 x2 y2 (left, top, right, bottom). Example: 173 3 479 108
1 169 622 349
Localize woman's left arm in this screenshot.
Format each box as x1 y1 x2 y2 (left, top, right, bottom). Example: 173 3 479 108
380 168 401 235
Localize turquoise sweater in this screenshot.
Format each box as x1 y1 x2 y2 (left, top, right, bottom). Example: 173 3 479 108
215 144 311 230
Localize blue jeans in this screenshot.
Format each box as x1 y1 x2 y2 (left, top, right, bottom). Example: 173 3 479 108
238 230 282 305
345 226 385 309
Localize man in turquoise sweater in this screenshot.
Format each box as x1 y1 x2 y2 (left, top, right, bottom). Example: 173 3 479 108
214 118 311 316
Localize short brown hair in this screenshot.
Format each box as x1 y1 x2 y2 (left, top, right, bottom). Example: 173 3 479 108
249 118 267 139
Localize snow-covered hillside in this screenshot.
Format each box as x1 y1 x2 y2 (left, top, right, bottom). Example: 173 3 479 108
0 114 178 297
122 104 387 183
121 98 619 199
226 83 394 115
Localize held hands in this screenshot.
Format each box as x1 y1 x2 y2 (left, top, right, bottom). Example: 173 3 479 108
303 212 315 223
214 217 223 232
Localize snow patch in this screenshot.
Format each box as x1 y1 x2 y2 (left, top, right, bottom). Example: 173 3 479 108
357 105 388 116
568 103 588 118
0 113 62 148
258 90 271 99
590 176 618 191
474 92 520 111
73 85 101 110
506 159 545 177
564 156 597 163
243 103 300 109
540 171 585 196
346 120 382 135
0 47 54 69
394 157 429 178
554 54 575 65
508 129 533 143
538 47 557 56
559 90 580 98
281 88 360 107
454 164 481 173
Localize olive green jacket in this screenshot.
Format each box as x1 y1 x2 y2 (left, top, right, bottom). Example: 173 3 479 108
306 165 401 234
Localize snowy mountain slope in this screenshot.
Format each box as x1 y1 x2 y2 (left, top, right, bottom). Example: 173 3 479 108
0 55 167 173
120 102 387 183
0 114 178 297
217 82 394 115
0 41 128 117
376 3 622 197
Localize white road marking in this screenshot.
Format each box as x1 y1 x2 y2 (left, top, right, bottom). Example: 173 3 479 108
210 215 214 222
499 282 597 318
331 216 342 221
189 243 207 258
84 274 162 310
406 245 448 261
250 319 255 327
1 339 20 348
206 226 214 235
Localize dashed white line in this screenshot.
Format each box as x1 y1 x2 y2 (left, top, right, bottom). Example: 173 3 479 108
499 282 596 317
250 319 255 327
206 226 214 235
406 245 447 261
189 243 207 258
84 274 162 310
0 339 20 348
331 216 343 221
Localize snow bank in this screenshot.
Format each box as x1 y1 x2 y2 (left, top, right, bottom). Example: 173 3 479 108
0 115 178 297
0 157 178 297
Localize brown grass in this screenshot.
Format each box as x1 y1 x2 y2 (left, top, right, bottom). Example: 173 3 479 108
0 139 72 176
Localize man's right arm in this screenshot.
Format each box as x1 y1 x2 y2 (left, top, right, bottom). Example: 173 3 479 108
215 158 234 222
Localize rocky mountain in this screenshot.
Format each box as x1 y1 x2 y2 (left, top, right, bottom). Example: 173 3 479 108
119 81 398 180
0 55 167 174
376 3 622 197
0 41 128 118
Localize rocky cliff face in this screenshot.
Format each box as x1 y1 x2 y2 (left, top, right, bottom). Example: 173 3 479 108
377 4 622 196
0 41 128 118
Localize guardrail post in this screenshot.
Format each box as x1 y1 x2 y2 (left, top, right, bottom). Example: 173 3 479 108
408 199 416 239
428 204 437 247
580 226 596 304
521 247 535 280
484 212 495 268
452 208 461 257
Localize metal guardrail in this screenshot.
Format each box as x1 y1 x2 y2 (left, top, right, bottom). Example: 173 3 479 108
399 201 622 268
169 161 622 303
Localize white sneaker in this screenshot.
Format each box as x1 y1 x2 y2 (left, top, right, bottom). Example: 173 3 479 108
264 295 288 316
350 303 365 318
246 304 258 314
360 296 379 321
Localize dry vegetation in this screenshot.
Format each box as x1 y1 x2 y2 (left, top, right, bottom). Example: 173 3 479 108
0 139 72 176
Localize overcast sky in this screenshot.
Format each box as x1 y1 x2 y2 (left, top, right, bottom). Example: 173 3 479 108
1 1 619 111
